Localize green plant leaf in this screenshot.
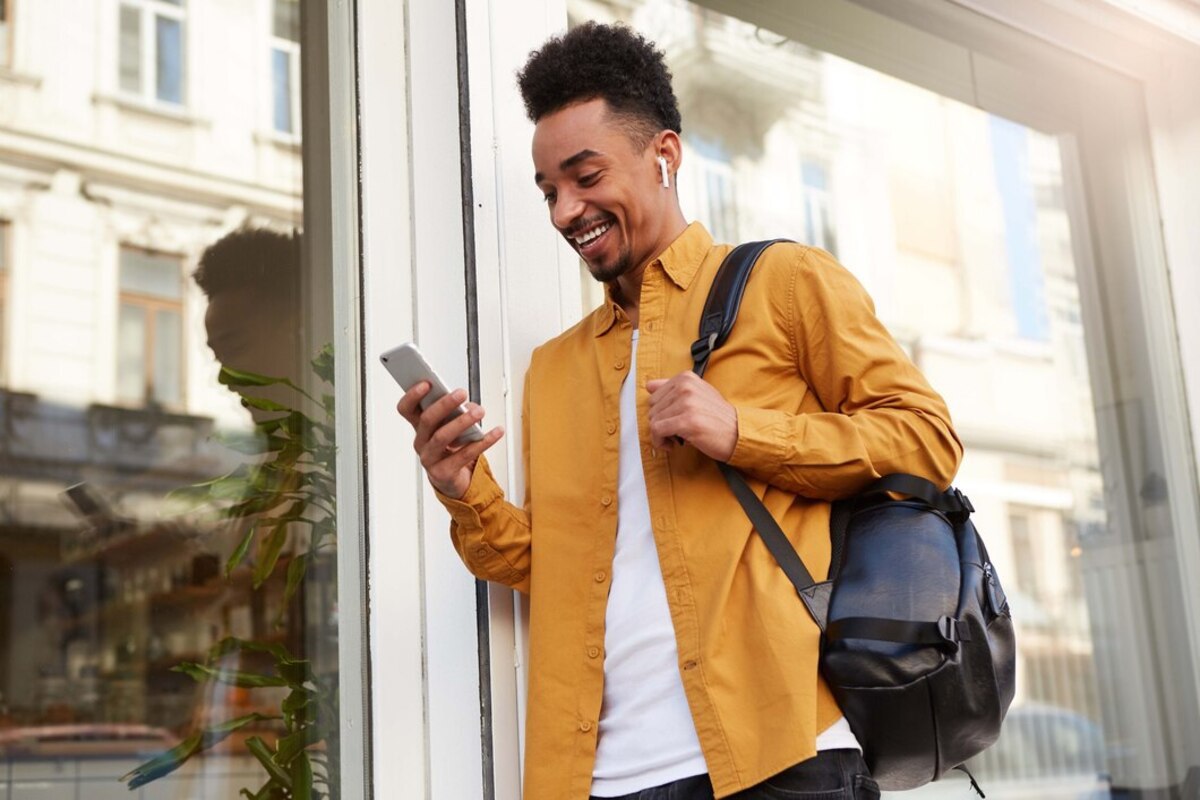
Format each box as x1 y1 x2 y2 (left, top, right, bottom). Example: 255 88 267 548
121 713 273 788
275 727 315 763
222 493 296 520
206 636 293 665
284 553 307 605
277 659 312 690
240 395 292 412
219 429 286 455
220 365 299 390
253 521 290 588
226 522 257 577
245 736 293 789
172 661 289 688
291 751 314 800
311 344 334 385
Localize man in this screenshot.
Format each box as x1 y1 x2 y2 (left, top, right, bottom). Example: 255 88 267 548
194 226 306 418
397 22 961 800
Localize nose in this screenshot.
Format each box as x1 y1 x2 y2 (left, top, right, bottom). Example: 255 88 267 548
551 187 585 232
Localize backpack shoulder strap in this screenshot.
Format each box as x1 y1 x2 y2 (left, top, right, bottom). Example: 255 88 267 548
690 238 831 627
691 239 792 377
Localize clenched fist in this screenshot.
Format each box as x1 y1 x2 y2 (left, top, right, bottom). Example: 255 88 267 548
646 371 738 462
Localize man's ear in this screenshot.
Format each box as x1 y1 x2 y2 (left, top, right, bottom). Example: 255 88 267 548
653 130 683 177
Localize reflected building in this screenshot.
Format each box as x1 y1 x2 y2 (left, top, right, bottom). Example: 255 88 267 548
574 0 1179 794
0 0 338 795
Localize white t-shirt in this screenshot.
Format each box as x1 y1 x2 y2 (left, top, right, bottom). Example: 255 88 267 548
591 331 708 797
590 332 858 798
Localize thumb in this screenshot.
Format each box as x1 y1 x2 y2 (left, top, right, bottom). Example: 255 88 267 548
646 378 667 393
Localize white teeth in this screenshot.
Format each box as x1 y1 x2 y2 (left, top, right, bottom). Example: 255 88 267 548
576 223 612 245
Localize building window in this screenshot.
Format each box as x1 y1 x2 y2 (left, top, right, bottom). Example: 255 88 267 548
118 0 186 106
688 136 739 244
801 160 838 256
117 247 184 407
271 0 300 135
990 115 1051 342
0 0 11 67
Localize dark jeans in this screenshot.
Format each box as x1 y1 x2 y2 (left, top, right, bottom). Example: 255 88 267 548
590 749 880 800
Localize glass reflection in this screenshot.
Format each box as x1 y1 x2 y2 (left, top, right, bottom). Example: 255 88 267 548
0 1 339 797
573 0 1197 797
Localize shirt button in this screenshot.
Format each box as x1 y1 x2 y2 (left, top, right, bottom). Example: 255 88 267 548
587 646 600 658
580 721 593 732
475 546 488 558
606 421 616 435
601 495 612 507
594 571 607 583
614 360 625 370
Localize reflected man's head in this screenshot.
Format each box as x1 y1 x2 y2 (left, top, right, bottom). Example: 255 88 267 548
520 22 685 284
194 227 302 385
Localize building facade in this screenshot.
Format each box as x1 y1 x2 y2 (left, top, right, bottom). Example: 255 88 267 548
1 0 1199 797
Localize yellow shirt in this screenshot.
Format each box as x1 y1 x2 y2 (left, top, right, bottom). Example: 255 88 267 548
437 222 962 799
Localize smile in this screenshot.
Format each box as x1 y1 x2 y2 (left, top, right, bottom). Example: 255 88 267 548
573 222 613 247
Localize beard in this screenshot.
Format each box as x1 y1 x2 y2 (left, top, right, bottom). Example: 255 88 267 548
586 242 633 284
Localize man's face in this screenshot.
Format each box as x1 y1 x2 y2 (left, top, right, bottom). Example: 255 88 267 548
532 98 664 284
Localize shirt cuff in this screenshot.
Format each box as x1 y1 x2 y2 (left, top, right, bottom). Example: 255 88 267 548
728 405 795 470
433 455 504 528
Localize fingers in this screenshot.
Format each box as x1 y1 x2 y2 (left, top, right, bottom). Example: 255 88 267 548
425 426 506 497
418 401 485 462
645 371 737 461
396 381 431 425
408 388 469 445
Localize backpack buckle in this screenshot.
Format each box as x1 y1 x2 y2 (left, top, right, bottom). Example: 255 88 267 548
690 332 719 376
937 615 970 653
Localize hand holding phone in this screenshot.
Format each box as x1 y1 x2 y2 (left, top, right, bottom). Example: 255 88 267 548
381 343 485 446
385 342 504 499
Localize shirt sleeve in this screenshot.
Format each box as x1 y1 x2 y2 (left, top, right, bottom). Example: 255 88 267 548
434 371 534 593
726 246 963 500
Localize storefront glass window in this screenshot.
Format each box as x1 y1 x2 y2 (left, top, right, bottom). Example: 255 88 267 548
573 1 1199 796
0 1 348 797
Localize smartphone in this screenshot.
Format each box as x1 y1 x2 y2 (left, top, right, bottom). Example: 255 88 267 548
380 342 485 446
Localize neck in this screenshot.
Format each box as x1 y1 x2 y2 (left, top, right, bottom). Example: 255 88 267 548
611 210 689 328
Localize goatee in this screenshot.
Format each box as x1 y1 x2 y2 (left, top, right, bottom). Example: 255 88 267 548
588 248 632 284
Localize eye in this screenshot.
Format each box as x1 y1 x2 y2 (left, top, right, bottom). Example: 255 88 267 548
542 191 557 205
579 172 600 187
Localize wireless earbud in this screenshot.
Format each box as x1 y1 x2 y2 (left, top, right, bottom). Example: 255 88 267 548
657 156 671 189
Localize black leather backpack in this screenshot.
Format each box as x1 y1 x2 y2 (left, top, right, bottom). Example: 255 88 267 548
693 240 1016 792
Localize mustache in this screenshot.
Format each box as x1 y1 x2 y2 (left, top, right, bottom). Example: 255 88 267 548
563 215 614 237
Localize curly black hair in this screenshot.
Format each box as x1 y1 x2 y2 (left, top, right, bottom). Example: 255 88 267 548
517 22 681 145
193 226 300 300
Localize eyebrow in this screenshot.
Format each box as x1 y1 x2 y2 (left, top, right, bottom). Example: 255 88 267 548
534 149 603 184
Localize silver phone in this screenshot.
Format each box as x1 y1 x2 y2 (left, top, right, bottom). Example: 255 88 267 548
380 342 485 445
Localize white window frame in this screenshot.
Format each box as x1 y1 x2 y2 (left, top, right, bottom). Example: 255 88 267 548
118 0 187 108
356 0 1200 796
269 0 301 137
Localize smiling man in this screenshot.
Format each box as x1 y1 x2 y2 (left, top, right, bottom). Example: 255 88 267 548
397 21 962 800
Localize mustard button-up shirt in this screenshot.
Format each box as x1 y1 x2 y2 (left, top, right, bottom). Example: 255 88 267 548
438 223 962 799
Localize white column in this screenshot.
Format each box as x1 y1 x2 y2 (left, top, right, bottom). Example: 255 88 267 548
459 0 577 794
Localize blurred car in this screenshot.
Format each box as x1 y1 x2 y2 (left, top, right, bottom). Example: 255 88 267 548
0 723 175 759
0 723 261 800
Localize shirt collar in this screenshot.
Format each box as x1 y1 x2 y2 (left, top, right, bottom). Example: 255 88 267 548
591 221 714 337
